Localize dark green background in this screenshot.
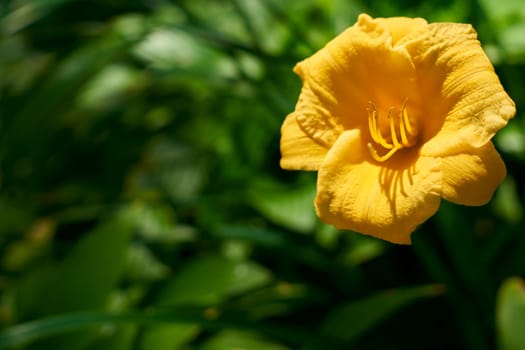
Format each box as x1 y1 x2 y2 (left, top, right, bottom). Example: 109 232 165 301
1 0 525 349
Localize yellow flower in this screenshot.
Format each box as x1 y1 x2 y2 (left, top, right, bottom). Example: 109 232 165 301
280 14 516 244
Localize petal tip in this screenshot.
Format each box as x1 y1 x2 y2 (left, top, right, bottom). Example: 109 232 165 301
357 13 373 24
501 101 517 120
280 114 328 171
293 61 305 78
441 142 507 206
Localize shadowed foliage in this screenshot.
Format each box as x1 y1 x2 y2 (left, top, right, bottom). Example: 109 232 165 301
1 0 525 349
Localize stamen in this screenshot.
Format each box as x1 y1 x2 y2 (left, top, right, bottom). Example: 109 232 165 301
367 103 393 149
366 99 416 162
387 108 401 149
367 143 399 162
399 109 409 146
401 99 414 135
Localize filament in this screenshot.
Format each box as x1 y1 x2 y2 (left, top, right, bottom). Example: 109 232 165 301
366 100 416 162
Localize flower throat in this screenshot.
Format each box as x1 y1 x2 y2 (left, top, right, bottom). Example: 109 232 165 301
366 100 416 162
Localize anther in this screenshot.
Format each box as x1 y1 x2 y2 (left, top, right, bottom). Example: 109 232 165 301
366 100 416 162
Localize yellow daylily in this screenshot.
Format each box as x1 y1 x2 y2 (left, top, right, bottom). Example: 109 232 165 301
280 14 515 244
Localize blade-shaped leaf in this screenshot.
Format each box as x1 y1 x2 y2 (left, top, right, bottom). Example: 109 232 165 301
155 255 271 306
320 284 444 344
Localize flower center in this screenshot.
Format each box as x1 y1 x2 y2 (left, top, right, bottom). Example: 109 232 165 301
366 100 416 162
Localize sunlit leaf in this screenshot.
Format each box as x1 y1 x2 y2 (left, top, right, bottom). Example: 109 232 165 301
133 27 238 80
155 256 271 306
496 120 525 158
2 0 74 34
493 176 523 223
77 64 142 113
496 277 525 350
125 243 170 282
248 177 317 233
86 325 137 350
478 0 525 61
200 330 289 350
140 324 199 350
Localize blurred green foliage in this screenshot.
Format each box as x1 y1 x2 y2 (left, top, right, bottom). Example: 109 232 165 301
1 0 525 349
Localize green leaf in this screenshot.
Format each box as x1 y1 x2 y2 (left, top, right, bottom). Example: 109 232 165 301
155 256 271 306
248 177 317 233
128 140 207 203
0 309 320 348
341 235 386 266
477 0 525 61
2 0 74 34
200 330 289 350
15 217 132 318
496 120 525 159
2 25 134 175
496 277 525 350
133 27 237 80
77 64 141 113
49 218 132 313
125 243 170 282
12 217 132 349
320 284 444 344
433 201 488 301
231 283 323 320
8 32 129 132
140 324 199 350
86 325 138 350
214 225 286 248
493 176 523 223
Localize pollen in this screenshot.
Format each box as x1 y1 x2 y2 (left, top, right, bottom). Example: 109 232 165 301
367 100 416 162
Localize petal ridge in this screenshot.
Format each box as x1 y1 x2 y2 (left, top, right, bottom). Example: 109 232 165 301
441 142 506 205
280 113 329 170
315 129 442 244
399 22 515 156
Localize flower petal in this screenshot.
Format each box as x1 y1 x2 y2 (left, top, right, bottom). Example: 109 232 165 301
315 129 442 244
375 17 428 45
280 113 329 170
292 14 419 148
441 142 506 206
399 22 516 156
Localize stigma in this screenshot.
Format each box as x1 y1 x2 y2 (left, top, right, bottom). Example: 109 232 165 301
366 100 416 162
